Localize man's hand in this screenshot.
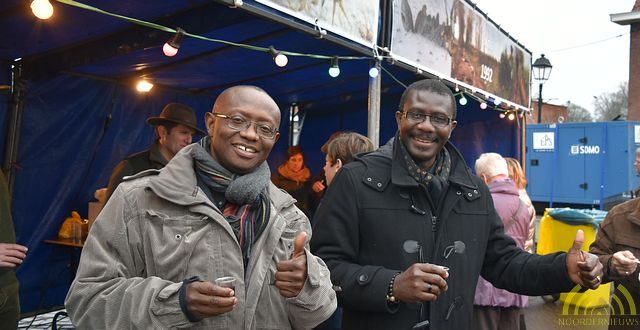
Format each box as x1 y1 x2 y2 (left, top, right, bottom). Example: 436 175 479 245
0 243 27 268
566 229 603 289
611 250 639 276
393 264 449 303
184 281 237 319
275 232 308 298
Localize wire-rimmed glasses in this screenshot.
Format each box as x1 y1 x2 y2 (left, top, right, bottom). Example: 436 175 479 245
211 112 279 139
404 111 455 129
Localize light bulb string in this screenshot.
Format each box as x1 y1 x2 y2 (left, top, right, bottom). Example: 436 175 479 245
55 0 368 61
378 64 407 89
53 0 529 114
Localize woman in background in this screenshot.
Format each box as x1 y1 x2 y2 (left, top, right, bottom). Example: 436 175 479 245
505 157 536 253
272 146 312 216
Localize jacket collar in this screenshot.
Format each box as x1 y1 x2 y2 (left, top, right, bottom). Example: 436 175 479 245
385 137 479 191
147 143 295 211
487 178 520 196
626 200 640 227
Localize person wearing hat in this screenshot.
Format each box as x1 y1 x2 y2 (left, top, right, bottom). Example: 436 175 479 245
106 103 205 199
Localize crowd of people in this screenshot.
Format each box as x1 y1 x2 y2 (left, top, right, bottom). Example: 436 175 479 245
3 79 639 329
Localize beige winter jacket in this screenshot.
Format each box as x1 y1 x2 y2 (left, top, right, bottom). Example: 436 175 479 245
65 145 336 329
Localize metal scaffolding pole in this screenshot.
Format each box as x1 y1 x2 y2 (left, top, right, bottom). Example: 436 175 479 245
3 60 25 195
367 61 381 148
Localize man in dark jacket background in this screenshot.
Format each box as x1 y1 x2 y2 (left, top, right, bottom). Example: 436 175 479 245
310 79 603 329
106 103 205 199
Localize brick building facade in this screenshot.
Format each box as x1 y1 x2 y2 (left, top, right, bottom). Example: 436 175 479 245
611 0 640 121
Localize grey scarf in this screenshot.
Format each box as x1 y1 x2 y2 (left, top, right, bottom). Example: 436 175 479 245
191 136 271 267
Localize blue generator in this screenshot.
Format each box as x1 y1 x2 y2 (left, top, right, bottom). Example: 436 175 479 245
526 121 640 209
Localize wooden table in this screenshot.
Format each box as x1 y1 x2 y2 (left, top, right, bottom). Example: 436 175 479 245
44 237 84 248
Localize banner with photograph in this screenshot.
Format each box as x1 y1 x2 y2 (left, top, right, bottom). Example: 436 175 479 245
391 0 531 107
255 0 379 47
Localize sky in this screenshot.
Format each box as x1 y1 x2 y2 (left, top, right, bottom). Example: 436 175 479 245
472 0 635 114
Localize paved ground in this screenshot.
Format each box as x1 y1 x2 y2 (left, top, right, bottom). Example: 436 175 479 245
524 295 609 330
525 213 612 329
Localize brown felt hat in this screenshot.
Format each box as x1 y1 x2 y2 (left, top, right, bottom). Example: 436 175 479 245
146 103 205 135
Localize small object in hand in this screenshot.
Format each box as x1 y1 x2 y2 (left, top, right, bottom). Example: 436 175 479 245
215 276 236 290
426 283 432 293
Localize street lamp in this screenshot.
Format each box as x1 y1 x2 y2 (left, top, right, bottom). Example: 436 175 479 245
532 54 552 123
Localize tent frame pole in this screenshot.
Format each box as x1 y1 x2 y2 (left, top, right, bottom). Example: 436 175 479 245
3 59 25 195
367 61 381 148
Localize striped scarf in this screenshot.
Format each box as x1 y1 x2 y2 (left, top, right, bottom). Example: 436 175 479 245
396 133 451 210
191 137 271 267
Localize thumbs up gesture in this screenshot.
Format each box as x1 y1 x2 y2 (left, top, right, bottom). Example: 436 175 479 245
566 229 603 289
275 231 309 298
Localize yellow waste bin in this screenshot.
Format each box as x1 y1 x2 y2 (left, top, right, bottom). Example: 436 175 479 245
537 208 611 308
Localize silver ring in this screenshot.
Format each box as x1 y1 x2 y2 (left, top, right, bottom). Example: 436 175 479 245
596 275 601 282
426 283 432 293
626 271 630 275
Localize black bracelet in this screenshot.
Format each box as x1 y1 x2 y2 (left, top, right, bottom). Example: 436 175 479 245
386 272 401 304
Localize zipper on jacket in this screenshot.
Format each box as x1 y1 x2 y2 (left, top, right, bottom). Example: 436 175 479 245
431 215 437 232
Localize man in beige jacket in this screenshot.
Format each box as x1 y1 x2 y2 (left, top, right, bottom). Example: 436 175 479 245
65 86 336 329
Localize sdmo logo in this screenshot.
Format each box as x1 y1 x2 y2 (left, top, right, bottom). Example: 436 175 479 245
557 284 639 327
570 145 601 155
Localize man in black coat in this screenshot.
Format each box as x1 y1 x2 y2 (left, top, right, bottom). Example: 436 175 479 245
106 103 205 199
310 79 603 329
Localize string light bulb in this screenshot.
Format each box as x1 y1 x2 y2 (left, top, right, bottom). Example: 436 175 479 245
499 112 506 119
269 46 288 67
369 66 379 78
328 57 340 78
162 28 185 57
480 102 488 110
508 112 516 121
31 0 53 20
458 95 467 106
136 79 154 93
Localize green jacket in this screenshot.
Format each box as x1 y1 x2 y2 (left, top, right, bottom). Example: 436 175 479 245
0 172 18 290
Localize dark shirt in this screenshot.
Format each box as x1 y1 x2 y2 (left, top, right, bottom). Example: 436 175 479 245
106 140 167 200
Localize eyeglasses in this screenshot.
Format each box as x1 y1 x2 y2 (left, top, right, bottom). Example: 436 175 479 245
404 111 454 129
211 112 279 139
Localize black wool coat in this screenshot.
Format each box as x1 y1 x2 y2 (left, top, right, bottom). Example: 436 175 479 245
311 138 574 330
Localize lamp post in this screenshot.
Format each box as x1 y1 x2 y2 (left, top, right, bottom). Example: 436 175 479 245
532 54 553 123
